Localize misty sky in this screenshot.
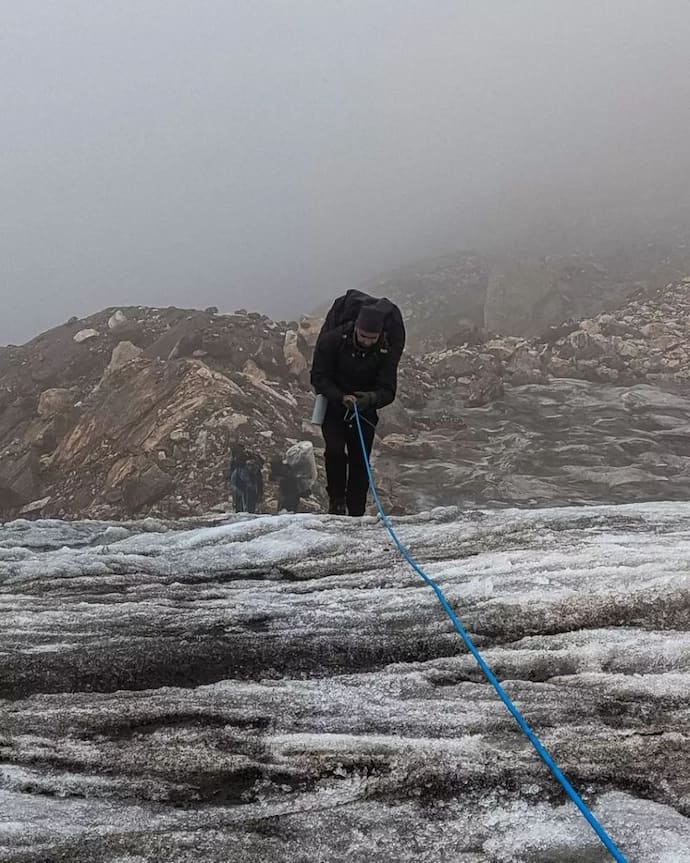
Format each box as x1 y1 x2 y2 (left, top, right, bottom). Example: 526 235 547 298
2 1 690 345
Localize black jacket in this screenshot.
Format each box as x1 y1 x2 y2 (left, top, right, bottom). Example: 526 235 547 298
310 323 399 410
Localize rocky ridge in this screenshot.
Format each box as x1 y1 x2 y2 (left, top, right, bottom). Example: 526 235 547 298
365 240 690 348
0 278 688 520
0 306 319 519
374 279 690 511
421 278 690 397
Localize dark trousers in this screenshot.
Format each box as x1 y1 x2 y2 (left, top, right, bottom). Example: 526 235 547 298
232 488 259 514
322 406 377 516
277 479 301 513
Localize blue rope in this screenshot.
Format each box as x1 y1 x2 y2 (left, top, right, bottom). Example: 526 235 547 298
352 405 629 863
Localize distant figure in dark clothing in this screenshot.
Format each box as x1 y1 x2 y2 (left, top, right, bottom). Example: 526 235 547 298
270 442 318 513
226 445 264 513
270 456 301 513
310 297 404 517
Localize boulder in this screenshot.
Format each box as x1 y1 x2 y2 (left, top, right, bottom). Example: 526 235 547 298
107 310 129 332
297 315 323 349
123 462 173 509
640 322 667 339
445 320 486 348
242 359 267 384
427 349 480 379
18 495 51 515
144 318 205 361
103 341 143 377
73 328 99 343
558 330 605 360
466 372 504 407
283 330 308 377
579 318 601 335
0 451 41 511
37 388 73 418
506 346 546 384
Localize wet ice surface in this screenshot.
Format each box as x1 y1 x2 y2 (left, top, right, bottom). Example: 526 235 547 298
1 504 689 862
384 380 690 511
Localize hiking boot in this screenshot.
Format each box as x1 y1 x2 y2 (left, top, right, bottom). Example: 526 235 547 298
328 496 346 515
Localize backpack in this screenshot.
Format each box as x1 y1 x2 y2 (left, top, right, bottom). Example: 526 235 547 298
318 290 406 361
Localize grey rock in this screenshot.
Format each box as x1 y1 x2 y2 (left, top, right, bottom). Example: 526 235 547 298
103 340 143 377
107 309 129 331
73 327 99 343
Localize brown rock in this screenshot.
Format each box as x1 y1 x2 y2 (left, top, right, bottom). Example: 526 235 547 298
467 373 504 407
122 462 173 509
506 346 546 385
37 388 73 418
242 359 267 383
428 349 480 379
482 337 522 362
379 434 435 459
144 318 205 361
558 330 604 360
103 341 143 378
0 451 41 511
640 322 668 339
18 495 51 515
283 330 308 377
445 321 486 348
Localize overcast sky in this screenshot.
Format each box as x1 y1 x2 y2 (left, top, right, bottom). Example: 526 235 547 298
2 0 690 344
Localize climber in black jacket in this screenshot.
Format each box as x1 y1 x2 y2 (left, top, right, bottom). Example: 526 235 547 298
310 304 402 516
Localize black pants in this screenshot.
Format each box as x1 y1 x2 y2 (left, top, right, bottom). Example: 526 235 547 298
322 405 377 516
232 488 259 514
277 478 301 513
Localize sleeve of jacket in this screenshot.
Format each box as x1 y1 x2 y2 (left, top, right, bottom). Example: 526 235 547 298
372 349 399 409
310 331 345 404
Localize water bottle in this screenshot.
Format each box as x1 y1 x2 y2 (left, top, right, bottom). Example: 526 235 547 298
311 394 327 425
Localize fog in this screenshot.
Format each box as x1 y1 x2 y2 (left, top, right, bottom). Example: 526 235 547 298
2 0 690 345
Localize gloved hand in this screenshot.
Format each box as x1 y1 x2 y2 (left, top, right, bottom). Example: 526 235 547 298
354 391 377 410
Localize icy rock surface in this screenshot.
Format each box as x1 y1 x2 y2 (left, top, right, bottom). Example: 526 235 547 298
1 504 689 862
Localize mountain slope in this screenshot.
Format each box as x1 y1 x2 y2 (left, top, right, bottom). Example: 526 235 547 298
0 278 688 519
